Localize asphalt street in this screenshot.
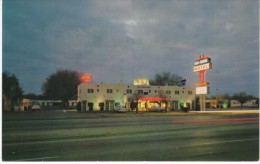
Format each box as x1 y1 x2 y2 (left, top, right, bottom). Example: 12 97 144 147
2 110 259 161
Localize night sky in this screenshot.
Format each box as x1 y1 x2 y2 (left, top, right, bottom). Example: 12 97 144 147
3 0 259 96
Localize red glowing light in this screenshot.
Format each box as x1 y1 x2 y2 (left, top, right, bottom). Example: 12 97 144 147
194 54 212 87
81 74 92 83
195 54 211 62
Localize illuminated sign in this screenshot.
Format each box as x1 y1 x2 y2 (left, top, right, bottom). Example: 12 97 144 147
196 86 210 95
194 58 211 66
134 78 150 86
81 74 92 83
193 63 212 72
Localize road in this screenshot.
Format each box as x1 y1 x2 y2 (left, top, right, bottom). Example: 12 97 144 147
2 110 259 161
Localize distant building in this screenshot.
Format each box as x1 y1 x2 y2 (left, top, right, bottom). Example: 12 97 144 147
22 99 77 110
230 99 258 108
77 78 196 111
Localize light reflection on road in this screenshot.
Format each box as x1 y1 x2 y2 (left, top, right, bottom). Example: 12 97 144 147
171 117 259 126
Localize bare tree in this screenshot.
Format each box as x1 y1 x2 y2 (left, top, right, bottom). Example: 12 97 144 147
150 72 184 86
232 92 254 109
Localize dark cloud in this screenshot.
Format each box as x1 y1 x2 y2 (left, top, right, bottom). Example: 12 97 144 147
3 0 259 96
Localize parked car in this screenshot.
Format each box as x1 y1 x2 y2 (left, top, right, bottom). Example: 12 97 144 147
148 106 165 112
31 104 41 110
114 105 128 113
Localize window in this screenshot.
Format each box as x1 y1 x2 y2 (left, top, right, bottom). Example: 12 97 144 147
182 91 184 94
127 89 132 94
155 90 157 93
175 91 179 95
138 90 143 94
107 89 113 93
88 89 94 93
144 92 148 95
97 89 99 92
116 89 119 92
166 90 171 94
188 91 192 95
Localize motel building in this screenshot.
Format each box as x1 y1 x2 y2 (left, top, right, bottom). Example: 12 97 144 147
77 78 196 112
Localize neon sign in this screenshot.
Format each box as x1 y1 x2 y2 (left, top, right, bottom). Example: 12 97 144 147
139 97 168 101
193 54 212 87
133 78 150 86
81 74 92 83
193 63 212 72
194 58 211 66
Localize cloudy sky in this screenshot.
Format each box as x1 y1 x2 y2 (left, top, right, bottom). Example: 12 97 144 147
3 0 259 96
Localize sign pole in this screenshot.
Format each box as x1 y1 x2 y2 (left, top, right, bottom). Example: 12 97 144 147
194 54 212 111
201 94 206 111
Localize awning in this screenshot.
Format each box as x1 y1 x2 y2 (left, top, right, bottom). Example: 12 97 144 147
139 97 168 101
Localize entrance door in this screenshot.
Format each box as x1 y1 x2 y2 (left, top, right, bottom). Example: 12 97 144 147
172 101 179 111
82 100 87 111
88 103 94 111
99 102 104 111
105 100 114 111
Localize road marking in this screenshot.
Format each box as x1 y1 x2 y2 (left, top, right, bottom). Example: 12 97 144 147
188 138 259 147
27 148 48 151
15 156 60 161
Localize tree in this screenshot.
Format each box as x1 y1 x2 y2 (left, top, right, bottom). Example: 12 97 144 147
232 92 254 109
127 91 143 113
2 72 23 111
23 93 46 100
150 72 184 86
42 69 81 108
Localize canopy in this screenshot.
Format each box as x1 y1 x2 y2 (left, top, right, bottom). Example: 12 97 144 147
139 97 168 101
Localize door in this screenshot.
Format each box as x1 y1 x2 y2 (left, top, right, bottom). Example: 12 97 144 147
88 103 94 111
105 100 114 111
172 101 179 111
82 100 87 111
99 102 104 111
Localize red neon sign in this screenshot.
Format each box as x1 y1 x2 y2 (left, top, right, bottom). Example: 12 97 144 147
194 54 212 86
139 97 168 101
81 74 92 83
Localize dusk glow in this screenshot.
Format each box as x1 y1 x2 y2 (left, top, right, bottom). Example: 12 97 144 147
3 0 259 97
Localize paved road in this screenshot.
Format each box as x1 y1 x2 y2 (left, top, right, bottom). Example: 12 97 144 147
2 110 259 161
